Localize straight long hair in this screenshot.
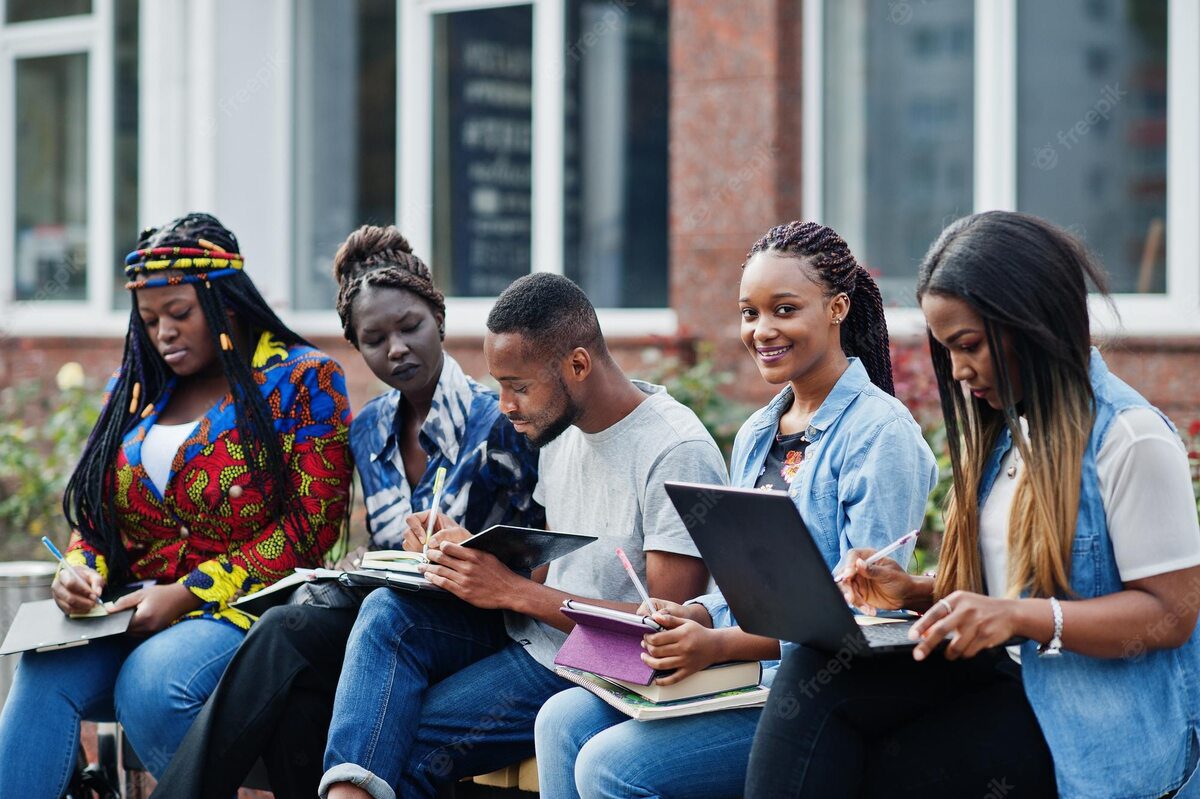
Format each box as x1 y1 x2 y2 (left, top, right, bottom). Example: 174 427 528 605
917 211 1109 599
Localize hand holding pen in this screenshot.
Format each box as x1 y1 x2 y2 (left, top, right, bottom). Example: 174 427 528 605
837 532 925 615
616 547 656 615
833 529 920 584
43 535 105 615
422 467 448 558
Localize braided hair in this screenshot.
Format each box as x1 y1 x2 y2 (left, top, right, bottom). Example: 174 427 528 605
332 225 446 347
745 221 895 395
62 212 325 584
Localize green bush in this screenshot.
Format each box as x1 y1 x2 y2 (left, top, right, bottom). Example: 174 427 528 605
636 342 755 458
0 369 100 558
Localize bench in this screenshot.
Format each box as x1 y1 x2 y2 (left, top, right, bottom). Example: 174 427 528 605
109 721 537 797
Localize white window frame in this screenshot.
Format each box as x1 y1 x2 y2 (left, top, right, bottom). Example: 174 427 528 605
0 0 119 337
396 0 676 338
803 0 1200 338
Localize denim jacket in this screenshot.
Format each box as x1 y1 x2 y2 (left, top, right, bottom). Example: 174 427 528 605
979 349 1200 799
692 358 938 683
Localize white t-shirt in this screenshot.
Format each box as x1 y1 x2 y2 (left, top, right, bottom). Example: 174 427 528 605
141 421 199 493
981 408 1200 598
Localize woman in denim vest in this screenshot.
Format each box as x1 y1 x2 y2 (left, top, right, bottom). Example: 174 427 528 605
534 221 937 799
749 211 1200 799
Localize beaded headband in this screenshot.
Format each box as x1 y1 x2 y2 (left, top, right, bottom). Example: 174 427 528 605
123 238 246 283
124 268 241 291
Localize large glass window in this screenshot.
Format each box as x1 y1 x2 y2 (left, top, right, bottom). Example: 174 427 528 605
431 4 534 298
14 53 89 301
294 0 671 311
5 0 90 24
563 0 669 308
112 0 139 308
293 0 397 311
822 0 975 307
1017 0 1167 294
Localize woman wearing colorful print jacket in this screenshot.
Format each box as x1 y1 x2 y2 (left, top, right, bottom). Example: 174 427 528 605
0 213 353 797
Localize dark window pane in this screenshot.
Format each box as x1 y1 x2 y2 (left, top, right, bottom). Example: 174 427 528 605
1017 0 1167 294
293 0 397 311
5 0 90 23
563 0 669 308
112 0 139 310
822 1 974 307
432 5 533 297
15 53 88 301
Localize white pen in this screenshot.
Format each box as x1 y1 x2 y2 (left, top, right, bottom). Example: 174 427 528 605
833 529 920 583
422 467 448 558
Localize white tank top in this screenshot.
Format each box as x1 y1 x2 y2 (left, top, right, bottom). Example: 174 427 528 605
142 421 199 493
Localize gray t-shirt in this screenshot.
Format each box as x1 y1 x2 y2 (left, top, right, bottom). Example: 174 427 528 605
504 381 728 668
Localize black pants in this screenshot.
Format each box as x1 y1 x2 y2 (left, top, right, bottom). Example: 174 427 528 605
745 644 1058 799
150 583 363 799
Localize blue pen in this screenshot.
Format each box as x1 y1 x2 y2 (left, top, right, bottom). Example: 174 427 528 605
41 536 101 603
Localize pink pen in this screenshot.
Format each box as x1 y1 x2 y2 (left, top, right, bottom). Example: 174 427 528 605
616 547 657 614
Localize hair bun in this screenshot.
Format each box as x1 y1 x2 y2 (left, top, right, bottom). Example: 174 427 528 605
332 225 415 285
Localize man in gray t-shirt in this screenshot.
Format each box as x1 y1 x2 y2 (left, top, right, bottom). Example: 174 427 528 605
321 274 724 799
505 380 727 669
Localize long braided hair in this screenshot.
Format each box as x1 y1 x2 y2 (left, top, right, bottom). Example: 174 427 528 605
63 213 322 584
332 225 446 347
745 221 895 394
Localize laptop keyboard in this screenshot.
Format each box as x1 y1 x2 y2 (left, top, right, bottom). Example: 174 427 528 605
862 621 918 647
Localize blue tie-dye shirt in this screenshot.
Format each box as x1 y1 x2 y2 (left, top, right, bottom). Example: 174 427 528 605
350 354 544 547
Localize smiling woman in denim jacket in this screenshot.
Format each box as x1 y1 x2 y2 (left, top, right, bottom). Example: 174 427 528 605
533 221 937 799
749 211 1200 799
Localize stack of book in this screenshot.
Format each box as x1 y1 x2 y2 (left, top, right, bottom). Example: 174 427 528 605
555 660 768 720
552 601 769 720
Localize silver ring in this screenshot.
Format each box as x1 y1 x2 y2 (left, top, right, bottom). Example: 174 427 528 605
937 598 954 616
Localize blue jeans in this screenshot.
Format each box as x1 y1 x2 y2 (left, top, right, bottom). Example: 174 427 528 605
320 588 571 799
534 687 762 799
0 617 243 798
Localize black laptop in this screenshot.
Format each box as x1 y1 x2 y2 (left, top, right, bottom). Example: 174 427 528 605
664 481 920 655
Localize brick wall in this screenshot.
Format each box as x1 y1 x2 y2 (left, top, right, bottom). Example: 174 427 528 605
0 334 696 420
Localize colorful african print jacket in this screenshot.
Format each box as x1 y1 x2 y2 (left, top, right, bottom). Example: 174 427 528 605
66 339 353 630
353 354 543 547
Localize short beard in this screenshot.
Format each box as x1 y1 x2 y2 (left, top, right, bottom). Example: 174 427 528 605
526 392 582 449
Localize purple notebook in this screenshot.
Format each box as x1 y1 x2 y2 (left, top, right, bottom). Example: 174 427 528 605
553 602 663 685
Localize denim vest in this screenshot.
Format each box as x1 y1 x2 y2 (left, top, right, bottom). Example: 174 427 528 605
978 349 1200 799
694 358 938 681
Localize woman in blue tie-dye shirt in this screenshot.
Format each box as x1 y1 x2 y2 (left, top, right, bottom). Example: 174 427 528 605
150 225 542 797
